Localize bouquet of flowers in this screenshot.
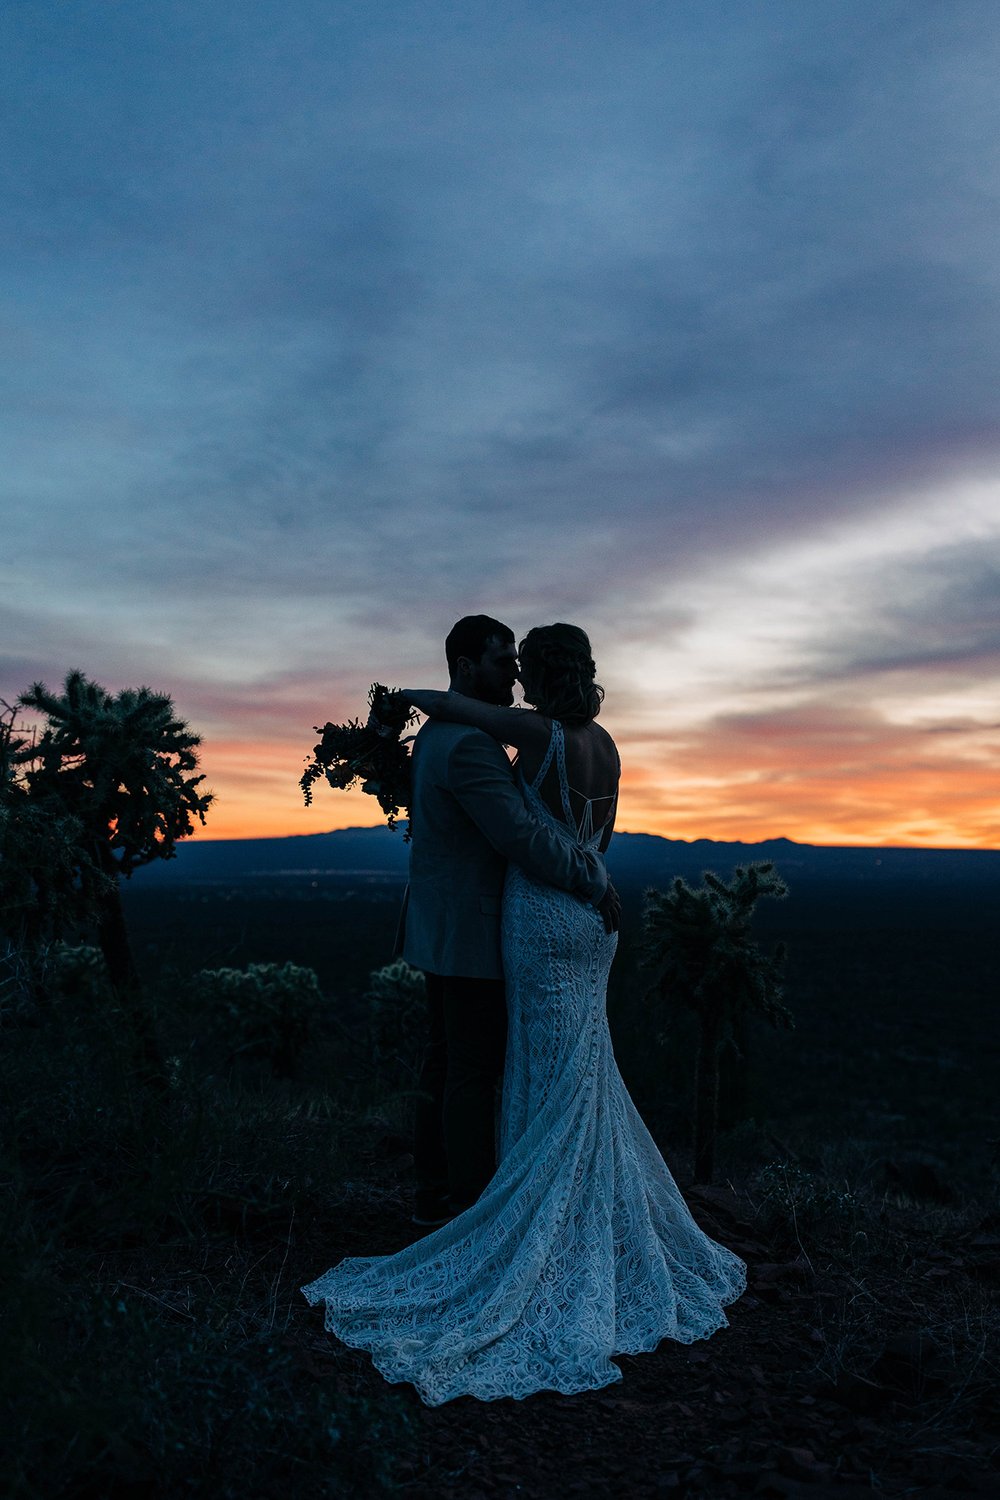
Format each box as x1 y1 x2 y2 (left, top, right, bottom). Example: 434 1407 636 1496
300 684 419 836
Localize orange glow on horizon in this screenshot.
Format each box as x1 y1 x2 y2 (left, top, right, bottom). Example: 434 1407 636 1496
191 726 1000 850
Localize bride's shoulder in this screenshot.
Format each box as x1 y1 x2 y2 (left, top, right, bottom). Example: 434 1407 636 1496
575 720 620 774
566 719 617 753
588 720 617 750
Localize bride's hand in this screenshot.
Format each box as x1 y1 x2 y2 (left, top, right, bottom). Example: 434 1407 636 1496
399 689 448 717
597 882 622 935
365 688 415 735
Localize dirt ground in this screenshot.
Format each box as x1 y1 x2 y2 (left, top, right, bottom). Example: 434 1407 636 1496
286 1147 999 1500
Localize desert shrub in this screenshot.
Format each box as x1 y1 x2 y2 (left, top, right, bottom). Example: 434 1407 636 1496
1 939 116 1030
365 959 426 1089
0 890 415 1498
0 936 34 1023
752 1158 862 1243
1 946 402 1498
44 939 112 1003
2 951 354 1265
190 961 324 1076
3 1275 412 1499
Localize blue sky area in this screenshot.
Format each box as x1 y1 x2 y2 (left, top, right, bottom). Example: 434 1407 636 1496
3 1 998 843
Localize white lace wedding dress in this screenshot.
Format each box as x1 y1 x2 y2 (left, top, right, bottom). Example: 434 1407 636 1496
302 721 746 1405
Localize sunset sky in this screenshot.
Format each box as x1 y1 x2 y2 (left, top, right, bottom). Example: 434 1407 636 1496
3 1 998 847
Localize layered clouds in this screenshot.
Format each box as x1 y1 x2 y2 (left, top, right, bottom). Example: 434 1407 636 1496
3 1 998 843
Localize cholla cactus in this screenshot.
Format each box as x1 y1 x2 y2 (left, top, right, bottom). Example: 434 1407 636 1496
1 698 113 1008
4 672 212 1087
14 671 212 876
191 962 323 1076
364 959 427 1089
11 672 212 984
44 941 111 1002
642 862 792 1183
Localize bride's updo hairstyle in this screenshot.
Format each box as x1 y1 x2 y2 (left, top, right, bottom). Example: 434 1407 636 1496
518 623 604 727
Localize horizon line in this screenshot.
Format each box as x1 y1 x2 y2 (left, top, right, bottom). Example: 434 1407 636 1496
177 825 1000 855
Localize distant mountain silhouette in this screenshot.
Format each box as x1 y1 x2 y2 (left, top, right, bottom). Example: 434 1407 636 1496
131 826 1000 889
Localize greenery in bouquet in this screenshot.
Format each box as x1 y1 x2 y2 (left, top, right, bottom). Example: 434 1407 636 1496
300 684 419 836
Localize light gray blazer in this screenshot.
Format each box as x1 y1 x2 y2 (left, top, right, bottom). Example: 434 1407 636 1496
399 720 608 981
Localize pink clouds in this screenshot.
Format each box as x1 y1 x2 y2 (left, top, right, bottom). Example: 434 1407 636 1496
184 692 1000 847
616 700 999 848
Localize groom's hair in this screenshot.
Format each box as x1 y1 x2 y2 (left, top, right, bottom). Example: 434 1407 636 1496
445 615 515 674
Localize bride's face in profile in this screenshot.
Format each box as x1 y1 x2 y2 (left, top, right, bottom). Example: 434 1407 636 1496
517 652 543 710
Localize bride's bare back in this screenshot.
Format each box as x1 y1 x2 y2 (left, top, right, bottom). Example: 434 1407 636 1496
516 718 619 852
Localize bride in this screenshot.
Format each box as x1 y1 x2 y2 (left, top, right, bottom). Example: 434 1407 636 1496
302 623 746 1404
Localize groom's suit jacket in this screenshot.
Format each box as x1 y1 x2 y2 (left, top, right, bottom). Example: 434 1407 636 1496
399 720 607 981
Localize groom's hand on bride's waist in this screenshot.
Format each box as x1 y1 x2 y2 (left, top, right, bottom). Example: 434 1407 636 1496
596 882 621 935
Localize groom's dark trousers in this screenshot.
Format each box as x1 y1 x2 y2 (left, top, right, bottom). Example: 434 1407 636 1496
413 972 507 1218
400 718 606 1224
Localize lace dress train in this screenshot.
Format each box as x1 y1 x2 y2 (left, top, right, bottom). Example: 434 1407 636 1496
302 723 746 1405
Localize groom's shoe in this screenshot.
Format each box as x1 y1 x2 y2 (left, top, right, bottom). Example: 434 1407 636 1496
412 1189 452 1228
410 1200 452 1224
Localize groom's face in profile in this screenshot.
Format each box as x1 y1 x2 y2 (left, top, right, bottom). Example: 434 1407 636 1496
461 635 519 706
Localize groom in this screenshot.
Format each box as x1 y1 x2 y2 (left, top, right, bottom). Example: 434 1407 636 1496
399 614 619 1226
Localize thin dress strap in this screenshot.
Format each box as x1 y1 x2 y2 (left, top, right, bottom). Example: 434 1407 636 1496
527 719 560 794
529 720 608 844
551 720 576 831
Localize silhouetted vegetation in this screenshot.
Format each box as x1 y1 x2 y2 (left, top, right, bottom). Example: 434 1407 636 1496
642 863 792 1183
366 958 427 1091
189 960 324 1076
1 945 412 1498
4 888 995 1495
2 672 212 1088
300 683 418 834
4 699 997 1493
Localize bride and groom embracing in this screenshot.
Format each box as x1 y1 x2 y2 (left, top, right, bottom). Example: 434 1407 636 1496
302 616 746 1406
